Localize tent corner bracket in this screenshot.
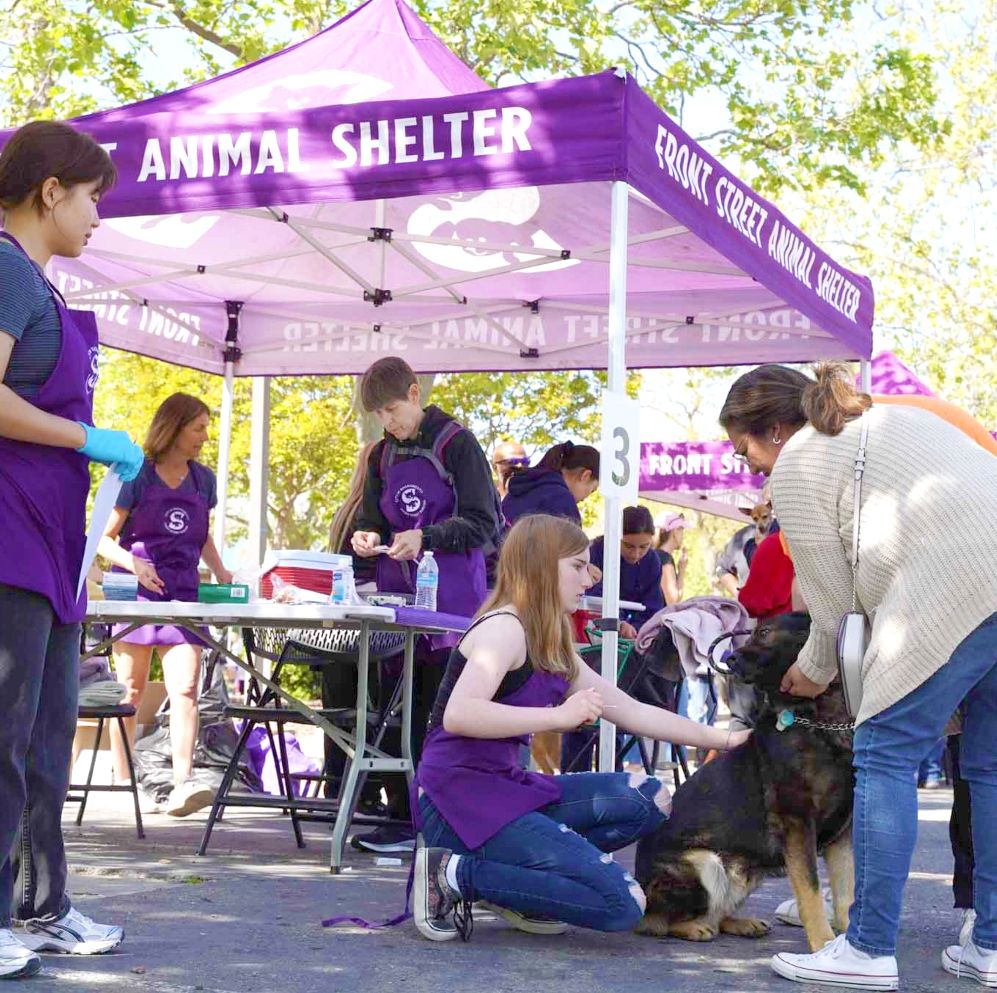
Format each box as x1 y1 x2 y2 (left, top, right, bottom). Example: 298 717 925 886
364 288 393 307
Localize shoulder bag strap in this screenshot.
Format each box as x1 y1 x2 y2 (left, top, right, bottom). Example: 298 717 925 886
850 415 870 612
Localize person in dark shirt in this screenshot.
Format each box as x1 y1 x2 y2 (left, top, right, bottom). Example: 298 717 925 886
588 506 664 639
351 357 499 852
653 511 688 605
491 440 529 500
502 441 599 526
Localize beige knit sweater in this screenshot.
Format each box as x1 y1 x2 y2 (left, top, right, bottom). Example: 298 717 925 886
770 403 997 725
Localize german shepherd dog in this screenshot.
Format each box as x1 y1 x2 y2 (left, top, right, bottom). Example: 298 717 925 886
634 612 855 952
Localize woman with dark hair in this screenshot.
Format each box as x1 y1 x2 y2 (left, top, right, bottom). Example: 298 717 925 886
412 514 750 942
589 506 665 640
98 392 231 818
0 121 144 975
719 362 997 990
501 441 599 525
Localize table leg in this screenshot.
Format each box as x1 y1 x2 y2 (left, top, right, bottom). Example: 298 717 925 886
329 620 371 873
401 630 415 785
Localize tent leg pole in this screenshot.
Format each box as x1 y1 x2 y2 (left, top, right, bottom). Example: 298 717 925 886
248 376 271 569
859 357 872 393
599 181 629 775
213 361 235 553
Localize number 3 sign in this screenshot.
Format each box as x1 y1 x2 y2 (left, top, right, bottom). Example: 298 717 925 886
600 390 640 502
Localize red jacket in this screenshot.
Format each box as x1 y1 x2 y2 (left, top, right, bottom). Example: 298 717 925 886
738 531 794 619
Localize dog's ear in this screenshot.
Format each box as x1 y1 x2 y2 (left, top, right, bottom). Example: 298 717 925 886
738 506 754 517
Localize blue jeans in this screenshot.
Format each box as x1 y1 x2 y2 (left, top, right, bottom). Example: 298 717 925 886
918 738 945 784
848 612 997 956
418 772 668 931
0 584 79 926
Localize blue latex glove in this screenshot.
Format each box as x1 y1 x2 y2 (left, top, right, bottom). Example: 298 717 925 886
76 423 144 482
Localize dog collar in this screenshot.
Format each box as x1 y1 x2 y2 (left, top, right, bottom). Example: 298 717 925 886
776 708 854 734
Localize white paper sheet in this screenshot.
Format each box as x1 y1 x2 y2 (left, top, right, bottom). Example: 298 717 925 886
77 467 123 601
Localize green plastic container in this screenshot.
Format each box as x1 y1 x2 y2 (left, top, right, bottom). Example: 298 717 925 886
197 583 250 604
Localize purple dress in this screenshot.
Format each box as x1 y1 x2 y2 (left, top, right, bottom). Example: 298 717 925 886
416 627 570 849
0 233 98 623
111 460 211 646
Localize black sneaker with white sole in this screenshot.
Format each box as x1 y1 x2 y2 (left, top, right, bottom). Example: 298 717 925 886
413 847 472 942
19 907 123 956
350 824 417 853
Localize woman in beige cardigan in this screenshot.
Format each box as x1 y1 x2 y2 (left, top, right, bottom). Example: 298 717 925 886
719 363 997 992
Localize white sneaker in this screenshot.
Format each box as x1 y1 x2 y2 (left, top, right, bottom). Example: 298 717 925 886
19 907 123 955
137 785 166 815
771 934 899 990
165 779 215 817
962 910 979 947
776 888 834 927
943 939 997 988
476 901 568 935
0 929 41 978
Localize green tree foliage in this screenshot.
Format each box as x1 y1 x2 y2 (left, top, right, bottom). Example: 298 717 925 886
785 1 995 427
2 0 943 193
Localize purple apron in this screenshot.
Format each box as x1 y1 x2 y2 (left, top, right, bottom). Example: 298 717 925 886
376 424 488 647
112 460 210 646
415 668 569 849
0 233 98 623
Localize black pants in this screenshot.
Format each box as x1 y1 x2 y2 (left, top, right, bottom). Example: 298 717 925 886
320 644 446 820
948 735 975 909
320 657 383 807
0 584 78 925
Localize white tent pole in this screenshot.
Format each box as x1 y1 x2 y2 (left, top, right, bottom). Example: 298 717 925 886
599 180 630 774
213 360 235 552
248 376 271 569
859 357 872 392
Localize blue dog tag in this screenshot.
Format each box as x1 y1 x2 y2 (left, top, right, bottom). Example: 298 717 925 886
776 710 796 732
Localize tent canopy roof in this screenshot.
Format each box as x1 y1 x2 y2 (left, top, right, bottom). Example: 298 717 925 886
1 0 874 377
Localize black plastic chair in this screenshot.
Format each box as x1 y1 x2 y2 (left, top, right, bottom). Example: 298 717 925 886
67 704 145 839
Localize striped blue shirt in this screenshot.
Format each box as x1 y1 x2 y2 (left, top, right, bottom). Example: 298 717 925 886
0 239 62 399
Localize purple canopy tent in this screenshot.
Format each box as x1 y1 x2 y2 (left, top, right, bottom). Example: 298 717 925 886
0 0 875 773
859 350 934 396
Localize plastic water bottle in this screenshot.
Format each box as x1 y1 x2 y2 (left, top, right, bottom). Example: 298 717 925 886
414 552 439 611
330 564 355 605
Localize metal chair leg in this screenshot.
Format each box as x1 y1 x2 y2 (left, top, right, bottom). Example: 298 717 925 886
117 716 145 839
197 718 256 856
274 721 305 849
76 717 104 827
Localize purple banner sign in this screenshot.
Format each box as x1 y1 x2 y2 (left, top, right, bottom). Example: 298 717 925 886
640 440 766 492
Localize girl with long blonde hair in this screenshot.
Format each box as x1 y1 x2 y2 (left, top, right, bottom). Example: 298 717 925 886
412 513 749 942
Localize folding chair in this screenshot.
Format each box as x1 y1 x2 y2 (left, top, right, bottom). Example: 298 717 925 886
197 624 405 855
66 704 145 839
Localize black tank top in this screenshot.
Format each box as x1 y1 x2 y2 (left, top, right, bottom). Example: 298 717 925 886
428 611 536 729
